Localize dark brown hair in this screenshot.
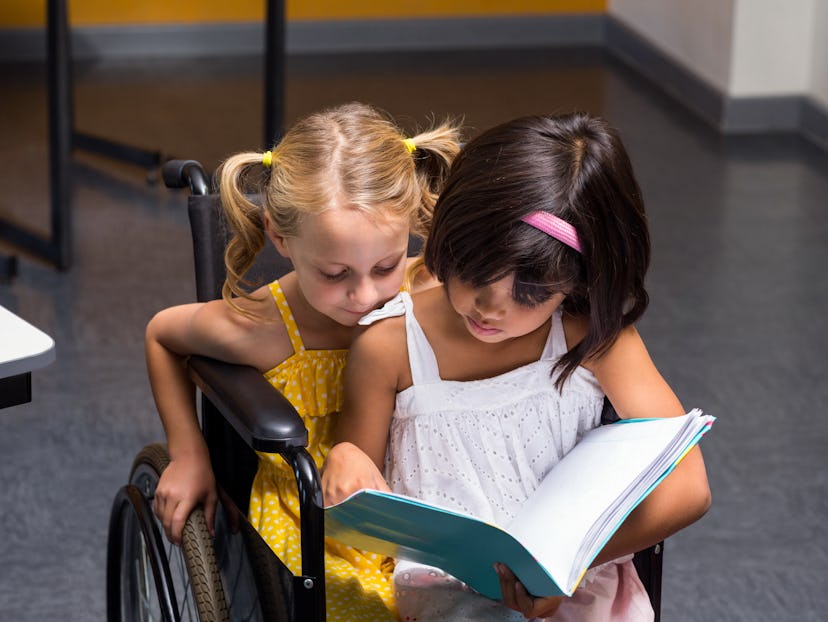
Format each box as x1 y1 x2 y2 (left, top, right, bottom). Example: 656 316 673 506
425 112 650 389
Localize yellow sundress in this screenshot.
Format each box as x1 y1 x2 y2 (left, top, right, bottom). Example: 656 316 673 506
247 280 397 621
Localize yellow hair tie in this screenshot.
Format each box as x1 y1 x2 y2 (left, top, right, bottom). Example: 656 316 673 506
402 138 416 154
262 150 273 168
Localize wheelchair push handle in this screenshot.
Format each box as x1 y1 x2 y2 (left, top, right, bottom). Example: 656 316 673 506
162 159 210 196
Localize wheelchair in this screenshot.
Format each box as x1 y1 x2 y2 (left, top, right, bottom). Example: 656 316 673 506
106 159 663 622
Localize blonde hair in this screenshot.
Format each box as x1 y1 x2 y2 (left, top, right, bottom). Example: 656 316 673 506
216 102 461 313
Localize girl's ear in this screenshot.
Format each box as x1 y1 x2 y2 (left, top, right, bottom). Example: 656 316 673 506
263 212 290 258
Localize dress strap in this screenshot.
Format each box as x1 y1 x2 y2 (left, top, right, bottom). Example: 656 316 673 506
268 280 305 353
359 294 406 324
359 292 441 385
400 292 441 385
541 309 567 360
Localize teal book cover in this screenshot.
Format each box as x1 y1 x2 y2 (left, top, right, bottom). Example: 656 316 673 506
326 410 715 600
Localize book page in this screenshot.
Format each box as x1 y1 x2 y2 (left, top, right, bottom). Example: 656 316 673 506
507 411 708 591
326 411 714 598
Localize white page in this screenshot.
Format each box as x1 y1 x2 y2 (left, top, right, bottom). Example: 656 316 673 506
506 411 703 591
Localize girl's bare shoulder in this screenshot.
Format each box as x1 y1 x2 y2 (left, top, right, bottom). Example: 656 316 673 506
185 285 293 370
354 309 407 350
348 313 408 388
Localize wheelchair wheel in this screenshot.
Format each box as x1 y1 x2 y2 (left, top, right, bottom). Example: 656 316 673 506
107 443 229 622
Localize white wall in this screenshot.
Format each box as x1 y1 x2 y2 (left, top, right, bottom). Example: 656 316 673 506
608 0 736 93
810 1 828 109
729 0 814 97
609 0 827 106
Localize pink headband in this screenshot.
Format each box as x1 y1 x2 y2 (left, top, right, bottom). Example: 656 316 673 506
520 211 582 254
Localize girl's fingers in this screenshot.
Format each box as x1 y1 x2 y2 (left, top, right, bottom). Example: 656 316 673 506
496 563 528 614
154 494 175 541
153 493 164 519
498 563 563 619
531 597 565 619
513 577 537 615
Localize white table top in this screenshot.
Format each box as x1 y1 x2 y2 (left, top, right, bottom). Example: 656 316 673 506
0 305 56 377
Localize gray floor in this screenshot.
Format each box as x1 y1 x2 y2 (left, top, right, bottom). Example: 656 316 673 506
1 47 827 620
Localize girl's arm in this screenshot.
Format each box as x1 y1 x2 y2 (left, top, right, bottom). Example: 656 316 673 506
146 293 290 544
322 316 406 506
583 323 712 565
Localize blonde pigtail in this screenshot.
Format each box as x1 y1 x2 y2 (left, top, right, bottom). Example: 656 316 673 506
406 121 463 238
402 255 427 292
216 151 271 315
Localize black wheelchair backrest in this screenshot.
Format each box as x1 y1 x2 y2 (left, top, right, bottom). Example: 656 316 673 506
187 193 292 304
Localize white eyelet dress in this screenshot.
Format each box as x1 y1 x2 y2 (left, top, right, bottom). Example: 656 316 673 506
360 292 654 622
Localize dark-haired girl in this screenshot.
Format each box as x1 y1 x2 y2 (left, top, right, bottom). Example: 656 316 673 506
323 112 711 621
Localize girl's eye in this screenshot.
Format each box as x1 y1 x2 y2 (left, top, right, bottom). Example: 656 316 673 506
373 264 398 276
512 285 556 308
320 270 347 281
514 297 541 309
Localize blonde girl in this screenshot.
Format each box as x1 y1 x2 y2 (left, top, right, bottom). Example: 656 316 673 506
147 101 461 620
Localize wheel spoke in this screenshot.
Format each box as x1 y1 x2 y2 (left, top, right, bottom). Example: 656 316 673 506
167 539 197 620
138 538 153 620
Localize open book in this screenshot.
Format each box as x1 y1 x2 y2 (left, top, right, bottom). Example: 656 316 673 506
326 409 714 600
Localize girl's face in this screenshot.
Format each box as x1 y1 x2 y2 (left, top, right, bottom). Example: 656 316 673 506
270 206 410 327
445 274 566 344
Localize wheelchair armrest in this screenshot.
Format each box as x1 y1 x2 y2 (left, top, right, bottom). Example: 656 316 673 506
188 355 308 453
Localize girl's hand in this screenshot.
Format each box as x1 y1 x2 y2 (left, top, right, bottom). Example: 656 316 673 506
153 453 218 545
495 563 564 620
321 442 391 506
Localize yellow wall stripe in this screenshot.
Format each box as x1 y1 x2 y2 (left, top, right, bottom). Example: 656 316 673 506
1 1 606 29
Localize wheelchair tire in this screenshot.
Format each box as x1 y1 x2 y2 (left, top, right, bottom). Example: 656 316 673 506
108 443 229 622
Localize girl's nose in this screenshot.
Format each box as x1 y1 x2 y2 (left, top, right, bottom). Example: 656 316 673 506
349 277 378 306
474 288 506 319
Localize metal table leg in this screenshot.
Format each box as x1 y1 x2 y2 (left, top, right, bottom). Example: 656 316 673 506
0 0 72 272
264 0 286 148
1 0 284 276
